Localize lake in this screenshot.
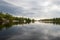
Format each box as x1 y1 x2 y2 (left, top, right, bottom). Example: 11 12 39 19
0 22 60 40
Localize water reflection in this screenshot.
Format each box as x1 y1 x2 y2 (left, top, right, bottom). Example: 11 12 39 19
0 22 34 31
0 22 60 40
40 21 60 25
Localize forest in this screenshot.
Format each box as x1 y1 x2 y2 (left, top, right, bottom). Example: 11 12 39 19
0 12 35 23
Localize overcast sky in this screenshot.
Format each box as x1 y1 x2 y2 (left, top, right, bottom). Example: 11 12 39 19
0 0 60 19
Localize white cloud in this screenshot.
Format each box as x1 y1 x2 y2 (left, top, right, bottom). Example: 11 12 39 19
3 0 60 19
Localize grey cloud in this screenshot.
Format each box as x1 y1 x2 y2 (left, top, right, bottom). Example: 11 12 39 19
52 0 60 5
49 10 60 17
0 0 24 16
0 0 60 19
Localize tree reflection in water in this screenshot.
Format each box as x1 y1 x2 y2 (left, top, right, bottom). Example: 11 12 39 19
0 21 35 31
40 21 60 25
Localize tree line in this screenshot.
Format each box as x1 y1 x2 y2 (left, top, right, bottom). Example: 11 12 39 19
0 12 35 23
39 18 60 24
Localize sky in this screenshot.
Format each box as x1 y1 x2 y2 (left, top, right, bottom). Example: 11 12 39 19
0 0 60 19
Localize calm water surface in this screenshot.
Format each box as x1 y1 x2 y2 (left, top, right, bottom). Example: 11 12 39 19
0 22 60 40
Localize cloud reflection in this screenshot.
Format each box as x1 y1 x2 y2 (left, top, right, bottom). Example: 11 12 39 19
6 23 60 40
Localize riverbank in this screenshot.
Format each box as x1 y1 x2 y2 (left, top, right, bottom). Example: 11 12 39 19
0 12 35 23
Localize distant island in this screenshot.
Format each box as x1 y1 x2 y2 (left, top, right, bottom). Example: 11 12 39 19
39 18 60 24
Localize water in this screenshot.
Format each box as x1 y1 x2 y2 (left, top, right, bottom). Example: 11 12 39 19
0 22 60 40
